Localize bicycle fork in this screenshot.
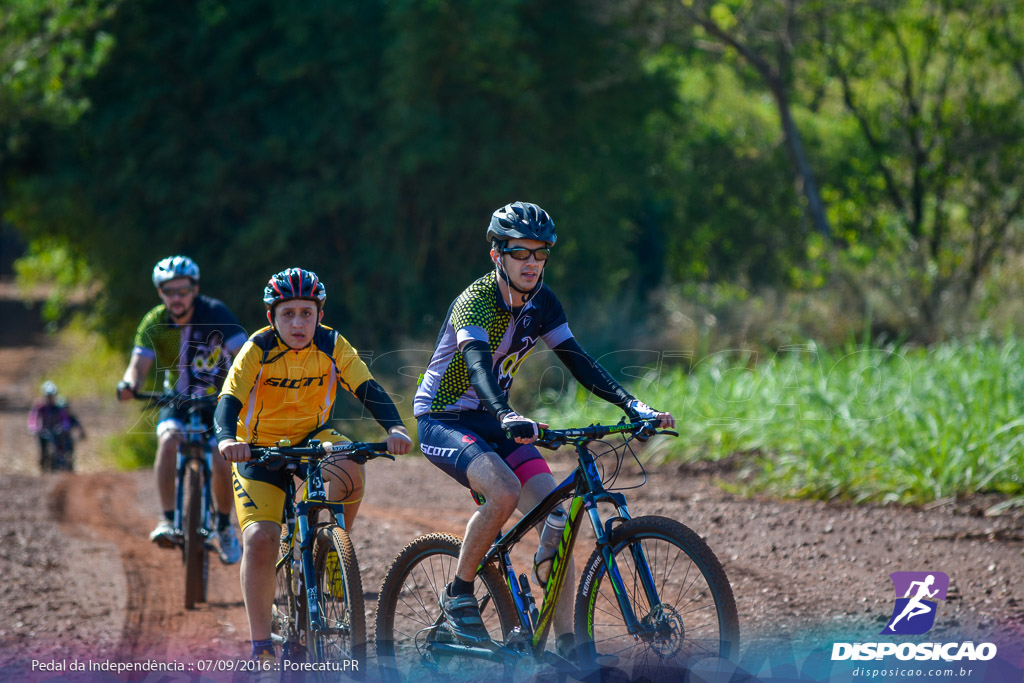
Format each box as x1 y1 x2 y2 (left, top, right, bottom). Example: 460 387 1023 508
589 495 664 639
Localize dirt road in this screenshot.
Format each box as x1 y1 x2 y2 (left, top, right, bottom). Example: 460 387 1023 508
0 297 1022 681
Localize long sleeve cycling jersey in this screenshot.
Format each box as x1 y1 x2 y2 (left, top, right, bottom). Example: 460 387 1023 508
215 324 402 446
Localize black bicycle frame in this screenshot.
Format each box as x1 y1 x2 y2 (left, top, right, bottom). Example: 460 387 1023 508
173 406 214 543
475 437 660 656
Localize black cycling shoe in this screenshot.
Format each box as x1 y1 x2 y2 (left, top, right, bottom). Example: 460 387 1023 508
438 583 490 644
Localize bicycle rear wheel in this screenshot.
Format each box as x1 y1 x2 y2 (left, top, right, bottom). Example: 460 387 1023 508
182 459 208 610
374 533 519 683
308 524 365 678
574 516 739 681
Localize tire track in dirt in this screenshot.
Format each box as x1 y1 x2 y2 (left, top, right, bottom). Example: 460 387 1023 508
51 471 249 664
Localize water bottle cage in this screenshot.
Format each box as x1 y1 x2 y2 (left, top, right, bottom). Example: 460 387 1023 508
531 545 559 589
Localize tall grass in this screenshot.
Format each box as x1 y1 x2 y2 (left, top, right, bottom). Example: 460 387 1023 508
531 338 1024 506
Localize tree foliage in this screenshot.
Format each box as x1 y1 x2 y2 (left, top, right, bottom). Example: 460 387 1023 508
8 0 676 344
4 0 1024 347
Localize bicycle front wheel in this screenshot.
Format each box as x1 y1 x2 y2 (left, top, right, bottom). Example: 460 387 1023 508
575 516 739 681
309 524 365 676
272 529 307 673
182 460 208 610
374 533 519 683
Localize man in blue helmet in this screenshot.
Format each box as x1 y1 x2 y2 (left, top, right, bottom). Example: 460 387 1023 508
414 202 675 654
117 255 246 564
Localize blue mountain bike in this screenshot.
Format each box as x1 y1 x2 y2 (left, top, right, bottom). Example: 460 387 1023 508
375 419 739 682
250 439 393 680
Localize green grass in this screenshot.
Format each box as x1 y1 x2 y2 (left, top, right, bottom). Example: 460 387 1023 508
48 320 159 469
531 337 1024 507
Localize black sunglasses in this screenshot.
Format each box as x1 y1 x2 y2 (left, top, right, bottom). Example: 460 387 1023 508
501 246 551 262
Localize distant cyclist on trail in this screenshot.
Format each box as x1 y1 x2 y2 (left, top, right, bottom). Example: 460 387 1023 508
887 574 939 632
53 395 86 460
28 381 85 470
413 201 674 656
215 267 412 669
116 255 246 564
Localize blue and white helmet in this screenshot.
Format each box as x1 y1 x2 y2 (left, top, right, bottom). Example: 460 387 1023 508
152 255 200 288
41 381 57 396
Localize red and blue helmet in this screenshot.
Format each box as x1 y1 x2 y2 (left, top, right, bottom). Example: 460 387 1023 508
263 267 326 312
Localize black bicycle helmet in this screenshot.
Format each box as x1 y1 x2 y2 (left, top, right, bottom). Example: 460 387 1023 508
152 255 200 287
263 267 326 311
486 202 557 246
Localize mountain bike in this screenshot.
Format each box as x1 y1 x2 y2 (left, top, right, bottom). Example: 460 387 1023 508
39 425 74 472
374 419 740 682
249 439 393 680
133 391 219 610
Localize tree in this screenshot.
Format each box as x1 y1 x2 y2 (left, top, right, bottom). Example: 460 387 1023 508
665 0 834 242
816 0 1024 334
7 0 676 345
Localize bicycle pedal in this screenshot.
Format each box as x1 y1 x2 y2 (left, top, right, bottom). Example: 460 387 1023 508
153 534 181 549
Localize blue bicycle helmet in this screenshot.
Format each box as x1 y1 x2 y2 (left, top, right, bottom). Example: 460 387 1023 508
152 255 200 287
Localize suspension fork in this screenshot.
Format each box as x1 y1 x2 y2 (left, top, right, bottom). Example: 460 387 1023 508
296 507 322 633
589 491 659 636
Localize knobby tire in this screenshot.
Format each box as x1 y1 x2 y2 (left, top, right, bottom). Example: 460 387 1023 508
374 533 518 683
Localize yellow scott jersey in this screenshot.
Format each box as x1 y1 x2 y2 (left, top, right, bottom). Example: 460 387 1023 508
220 324 373 446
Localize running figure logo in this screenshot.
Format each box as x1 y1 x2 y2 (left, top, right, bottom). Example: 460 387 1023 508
882 571 949 635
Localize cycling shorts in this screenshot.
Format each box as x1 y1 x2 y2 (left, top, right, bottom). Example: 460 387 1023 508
156 404 216 446
416 410 550 489
232 426 354 531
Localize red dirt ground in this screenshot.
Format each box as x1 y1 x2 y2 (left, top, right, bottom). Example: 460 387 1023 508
0 288 1021 682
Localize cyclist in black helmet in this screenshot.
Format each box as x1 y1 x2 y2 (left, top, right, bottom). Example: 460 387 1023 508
414 201 674 651
215 267 412 667
117 255 246 564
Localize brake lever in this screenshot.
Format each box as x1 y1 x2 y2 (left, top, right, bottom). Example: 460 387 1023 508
253 454 286 471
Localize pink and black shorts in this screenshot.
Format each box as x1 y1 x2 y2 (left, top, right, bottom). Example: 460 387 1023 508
416 410 551 489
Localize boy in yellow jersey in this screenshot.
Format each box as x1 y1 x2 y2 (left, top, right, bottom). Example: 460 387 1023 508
215 267 411 667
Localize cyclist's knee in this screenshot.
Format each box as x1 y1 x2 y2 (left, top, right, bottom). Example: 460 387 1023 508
469 464 521 515
242 523 279 561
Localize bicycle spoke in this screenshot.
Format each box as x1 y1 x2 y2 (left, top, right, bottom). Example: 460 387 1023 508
576 518 738 681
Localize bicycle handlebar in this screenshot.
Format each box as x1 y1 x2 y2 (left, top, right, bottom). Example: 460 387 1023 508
125 389 219 410
534 419 678 449
249 441 394 468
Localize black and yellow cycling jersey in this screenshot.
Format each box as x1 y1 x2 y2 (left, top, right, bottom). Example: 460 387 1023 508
413 272 573 416
219 324 374 446
132 295 247 396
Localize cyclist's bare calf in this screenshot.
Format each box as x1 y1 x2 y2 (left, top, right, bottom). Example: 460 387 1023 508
241 520 282 642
